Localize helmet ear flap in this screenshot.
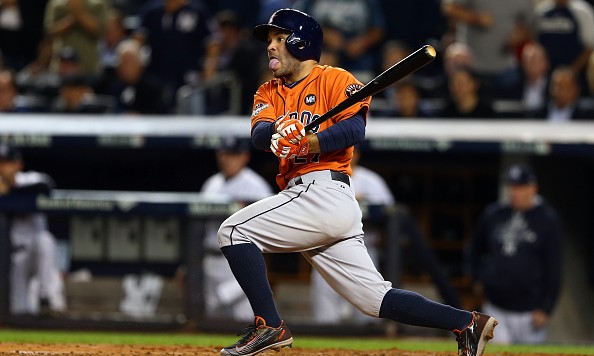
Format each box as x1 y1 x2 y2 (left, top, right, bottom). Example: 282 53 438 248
286 33 309 53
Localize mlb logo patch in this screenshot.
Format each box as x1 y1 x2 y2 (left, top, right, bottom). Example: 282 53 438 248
304 94 316 105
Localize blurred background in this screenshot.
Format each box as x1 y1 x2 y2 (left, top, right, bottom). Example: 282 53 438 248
0 0 593 346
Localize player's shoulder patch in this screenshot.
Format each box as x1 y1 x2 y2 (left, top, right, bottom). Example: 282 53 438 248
345 83 363 97
252 102 269 117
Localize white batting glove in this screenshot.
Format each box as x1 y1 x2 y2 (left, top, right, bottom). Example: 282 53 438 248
271 133 310 159
275 117 305 145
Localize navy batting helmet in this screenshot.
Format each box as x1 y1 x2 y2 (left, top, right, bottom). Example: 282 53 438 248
253 8 323 62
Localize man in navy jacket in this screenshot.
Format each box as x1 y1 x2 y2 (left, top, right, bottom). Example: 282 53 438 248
470 163 562 344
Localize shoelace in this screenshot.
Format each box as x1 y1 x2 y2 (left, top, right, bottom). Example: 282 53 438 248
236 324 258 344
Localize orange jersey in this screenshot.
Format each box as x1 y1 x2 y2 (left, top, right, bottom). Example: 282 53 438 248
251 65 371 190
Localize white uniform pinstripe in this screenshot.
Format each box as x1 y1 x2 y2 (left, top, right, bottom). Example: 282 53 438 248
10 171 65 315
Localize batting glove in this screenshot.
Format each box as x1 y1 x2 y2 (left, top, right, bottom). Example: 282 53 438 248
270 133 310 159
275 117 305 144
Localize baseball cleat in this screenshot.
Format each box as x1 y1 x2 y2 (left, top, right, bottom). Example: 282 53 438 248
455 311 498 356
220 316 293 356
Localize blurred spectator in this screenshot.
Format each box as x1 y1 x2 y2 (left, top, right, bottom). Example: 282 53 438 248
442 0 533 94
93 7 128 97
440 66 495 118
17 45 85 100
295 0 385 75
311 146 394 324
134 0 217 110
536 66 593 121
0 69 46 112
0 69 19 112
15 37 60 97
200 137 273 321
51 74 107 113
470 163 562 344
0 0 49 71
0 0 26 70
443 42 475 78
207 10 263 115
375 81 430 118
107 39 168 114
535 0 594 79
44 0 108 76
518 42 551 117
0 144 66 316
56 46 83 77
426 41 475 99
98 8 126 71
372 41 411 112
392 81 431 118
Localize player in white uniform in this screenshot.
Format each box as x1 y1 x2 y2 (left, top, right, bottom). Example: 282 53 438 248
0 144 66 315
201 137 274 321
311 147 394 324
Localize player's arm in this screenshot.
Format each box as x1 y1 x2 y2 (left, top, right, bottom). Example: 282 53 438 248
314 110 366 153
252 121 276 151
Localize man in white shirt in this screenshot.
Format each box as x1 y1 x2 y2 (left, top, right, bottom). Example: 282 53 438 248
200 137 274 321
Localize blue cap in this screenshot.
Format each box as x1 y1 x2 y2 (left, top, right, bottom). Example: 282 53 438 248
505 164 537 185
218 136 251 152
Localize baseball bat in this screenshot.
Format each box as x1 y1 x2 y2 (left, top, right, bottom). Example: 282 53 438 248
304 44 437 132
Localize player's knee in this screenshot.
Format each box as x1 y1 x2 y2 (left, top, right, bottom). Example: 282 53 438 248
217 223 232 248
217 220 249 248
356 303 381 318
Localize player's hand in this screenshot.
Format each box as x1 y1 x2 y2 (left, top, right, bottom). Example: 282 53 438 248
270 133 310 159
275 117 305 145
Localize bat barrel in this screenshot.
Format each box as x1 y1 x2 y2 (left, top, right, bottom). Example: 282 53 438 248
304 45 436 131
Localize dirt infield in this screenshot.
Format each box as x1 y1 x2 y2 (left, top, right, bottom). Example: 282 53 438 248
0 343 563 356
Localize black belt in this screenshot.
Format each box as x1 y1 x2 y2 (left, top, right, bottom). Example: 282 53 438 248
294 171 350 186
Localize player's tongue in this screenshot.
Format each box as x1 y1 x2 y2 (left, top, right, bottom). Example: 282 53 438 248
269 58 280 71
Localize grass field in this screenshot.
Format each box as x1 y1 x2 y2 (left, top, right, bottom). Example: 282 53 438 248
1 329 594 355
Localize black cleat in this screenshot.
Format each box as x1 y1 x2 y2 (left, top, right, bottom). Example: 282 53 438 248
455 311 498 356
221 316 293 356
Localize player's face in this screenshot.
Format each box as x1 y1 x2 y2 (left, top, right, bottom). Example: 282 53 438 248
216 150 250 179
266 28 301 81
0 159 22 187
507 183 537 211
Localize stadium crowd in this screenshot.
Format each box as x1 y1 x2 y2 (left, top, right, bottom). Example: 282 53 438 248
1 0 594 119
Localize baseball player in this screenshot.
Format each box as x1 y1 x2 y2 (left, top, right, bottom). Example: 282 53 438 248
0 144 66 316
201 137 274 321
217 9 497 356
